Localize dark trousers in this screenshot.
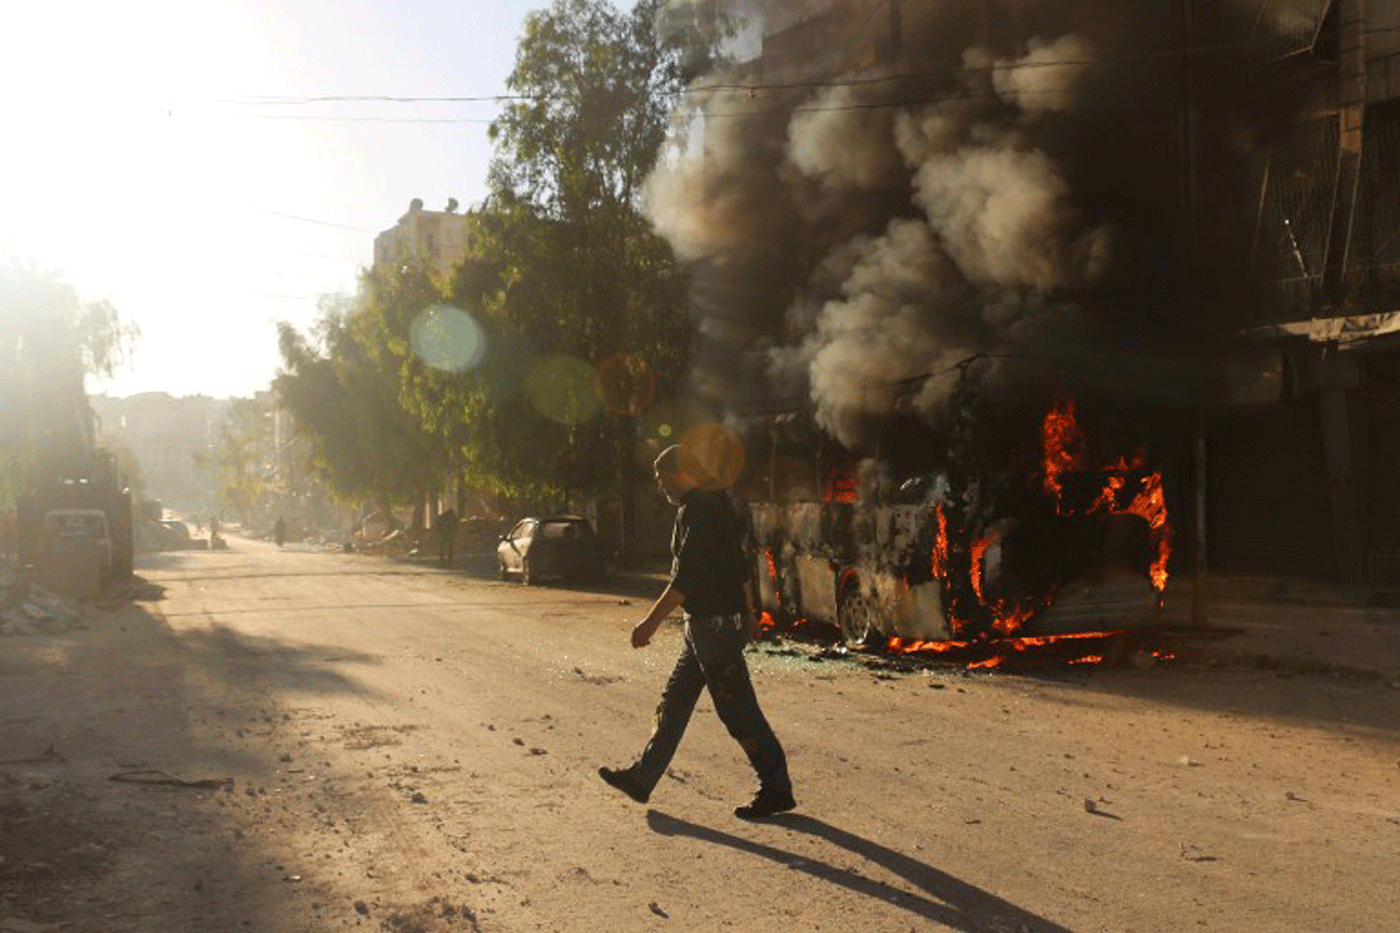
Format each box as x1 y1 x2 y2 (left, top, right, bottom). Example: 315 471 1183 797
632 612 791 796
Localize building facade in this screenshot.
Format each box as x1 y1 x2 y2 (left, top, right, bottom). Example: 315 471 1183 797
656 1 1400 587
372 197 471 283
90 393 230 514
1216 0 1400 585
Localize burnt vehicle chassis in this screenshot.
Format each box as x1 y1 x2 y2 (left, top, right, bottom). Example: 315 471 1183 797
740 383 1173 647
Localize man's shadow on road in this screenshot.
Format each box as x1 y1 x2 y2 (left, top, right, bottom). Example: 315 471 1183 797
646 809 1070 933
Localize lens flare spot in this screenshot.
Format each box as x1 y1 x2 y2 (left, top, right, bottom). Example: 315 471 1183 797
409 305 485 373
595 353 656 416
641 398 708 445
527 354 601 426
679 422 746 490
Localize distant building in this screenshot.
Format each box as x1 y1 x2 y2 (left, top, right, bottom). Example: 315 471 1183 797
90 393 231 512
372 197 470 282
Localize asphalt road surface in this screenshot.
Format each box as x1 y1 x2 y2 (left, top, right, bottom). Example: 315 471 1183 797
2 537 1398 931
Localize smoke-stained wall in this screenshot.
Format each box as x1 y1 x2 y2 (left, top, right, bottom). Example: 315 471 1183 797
646 0 1313 451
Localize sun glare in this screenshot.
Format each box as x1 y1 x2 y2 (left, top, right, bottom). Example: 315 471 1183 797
1 1 352 396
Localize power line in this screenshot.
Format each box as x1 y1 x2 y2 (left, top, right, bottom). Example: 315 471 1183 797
242 207 377 234
224 113 495 124
207 23 1400 110
213 42 1220 106
190 29 1400 129
219 93 534 105
232 292 328 301
211 84 1083 126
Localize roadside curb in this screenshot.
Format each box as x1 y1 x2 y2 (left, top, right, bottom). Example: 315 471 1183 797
1193 573 1398 608
1181 639 1400 684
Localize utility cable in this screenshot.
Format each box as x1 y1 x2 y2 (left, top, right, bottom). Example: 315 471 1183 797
210 22 1400 110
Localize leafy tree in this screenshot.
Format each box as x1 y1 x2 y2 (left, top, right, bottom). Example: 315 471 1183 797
277 1 719 546
410 0 713 534
274 295 439 527
98 434 146 501
385 222 522 502
0 265 136 500
194 398 270 523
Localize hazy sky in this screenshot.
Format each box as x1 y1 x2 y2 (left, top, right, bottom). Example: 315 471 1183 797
1 0 556 399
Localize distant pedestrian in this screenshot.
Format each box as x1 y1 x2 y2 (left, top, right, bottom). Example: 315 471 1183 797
273 517 287 547
436 506 458 568
599 444 795 819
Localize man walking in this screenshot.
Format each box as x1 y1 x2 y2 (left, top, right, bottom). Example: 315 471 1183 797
436 505 458 568
599 444 795 819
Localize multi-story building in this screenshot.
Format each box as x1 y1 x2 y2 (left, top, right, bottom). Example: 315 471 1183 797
89 393 230 514
372 197 471 283
1211 1 1400 585
655 2 1400 588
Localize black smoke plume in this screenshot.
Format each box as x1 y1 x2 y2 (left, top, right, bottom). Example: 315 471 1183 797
648 0 1306 449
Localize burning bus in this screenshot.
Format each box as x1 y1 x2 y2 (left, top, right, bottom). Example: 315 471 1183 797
633 2 1297 658
738 365 1176 653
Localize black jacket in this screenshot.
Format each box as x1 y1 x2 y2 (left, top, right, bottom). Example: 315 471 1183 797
670 489 750 617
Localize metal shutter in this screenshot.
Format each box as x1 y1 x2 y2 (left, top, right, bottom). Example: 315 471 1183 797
1207 400 1335 578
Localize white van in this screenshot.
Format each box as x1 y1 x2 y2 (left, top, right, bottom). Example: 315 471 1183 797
42 509 113 577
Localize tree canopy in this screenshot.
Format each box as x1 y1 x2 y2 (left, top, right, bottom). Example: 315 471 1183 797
274 294 439 518
275 0 715 525
0 265 135 499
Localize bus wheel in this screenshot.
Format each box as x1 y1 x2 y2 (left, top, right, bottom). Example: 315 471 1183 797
838 578 878 648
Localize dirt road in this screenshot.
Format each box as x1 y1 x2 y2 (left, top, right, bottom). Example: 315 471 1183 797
2 539 1398 931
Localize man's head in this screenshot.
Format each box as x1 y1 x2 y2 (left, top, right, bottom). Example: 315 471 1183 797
653 444 707 505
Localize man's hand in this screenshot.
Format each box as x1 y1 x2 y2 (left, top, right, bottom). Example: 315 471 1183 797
631 618 660 649
631 584 685 649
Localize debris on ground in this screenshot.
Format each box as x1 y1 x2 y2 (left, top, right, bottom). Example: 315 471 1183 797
353 528 418 557
0 570 85 637
0 746 64 767
108 770 233 790
0 918 61 933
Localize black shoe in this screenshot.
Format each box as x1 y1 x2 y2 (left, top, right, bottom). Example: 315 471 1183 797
598 766 649 804
734 788 796 819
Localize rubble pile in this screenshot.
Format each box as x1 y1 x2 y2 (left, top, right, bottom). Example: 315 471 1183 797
134 518 208 553
352 528 419 557
0 564 85 637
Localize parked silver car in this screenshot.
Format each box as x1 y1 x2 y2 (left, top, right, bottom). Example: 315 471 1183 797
496 516 607 586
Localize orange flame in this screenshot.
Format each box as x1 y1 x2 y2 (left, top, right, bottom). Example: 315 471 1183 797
1124 470 1172 591
888 636 970 654
1091 472 1125 512
822 468 858 504
967 532 1040 636
989 600 1037 637
931 507 949 579
1042 396 1083 507
1087 455 1172 592
969 532 993 603
764 548 781 611
888 630 1122 670
1042 398 1173 593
